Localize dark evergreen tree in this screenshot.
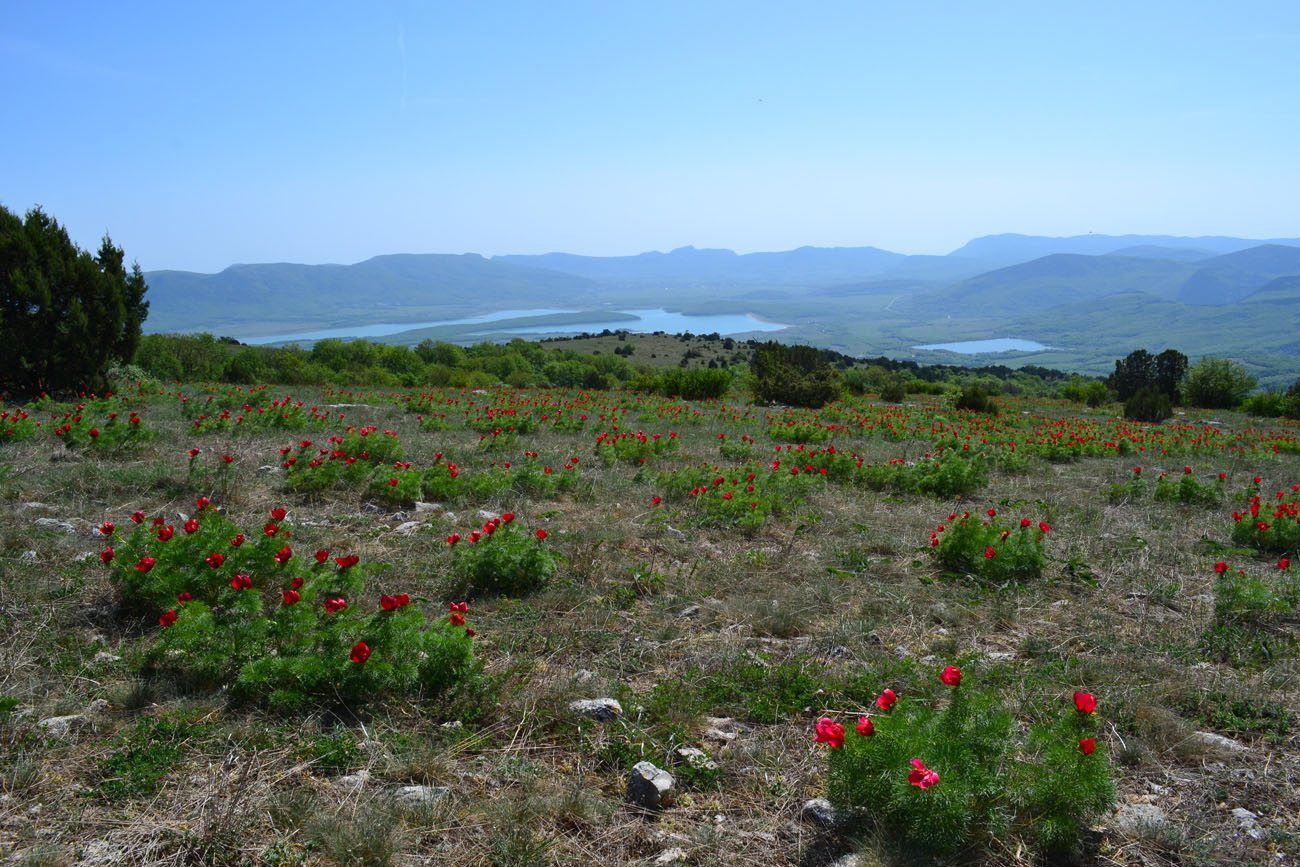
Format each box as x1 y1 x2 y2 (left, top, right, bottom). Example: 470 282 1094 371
1154 349 1188 402
0 205 149 395
752 341 839 408
1107 349 1156 402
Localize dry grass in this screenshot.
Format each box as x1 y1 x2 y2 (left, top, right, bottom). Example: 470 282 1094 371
0 387 1297 865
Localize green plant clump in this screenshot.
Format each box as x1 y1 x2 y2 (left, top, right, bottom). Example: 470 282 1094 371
931 510 1050 584
824 670 1113 856
447 517 559 597
104 504 476 712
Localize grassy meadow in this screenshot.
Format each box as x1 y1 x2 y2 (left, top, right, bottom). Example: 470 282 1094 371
1 381 1297 866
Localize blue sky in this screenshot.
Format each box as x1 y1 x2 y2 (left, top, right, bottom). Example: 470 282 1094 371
3 1 1298 271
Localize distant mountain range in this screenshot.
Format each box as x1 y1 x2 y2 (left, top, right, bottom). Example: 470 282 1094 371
143 232 1300 388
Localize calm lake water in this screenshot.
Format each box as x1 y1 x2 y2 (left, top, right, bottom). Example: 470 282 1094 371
243 309 571 345
913 338 1049 354
245 308 787 345
474 308 787 336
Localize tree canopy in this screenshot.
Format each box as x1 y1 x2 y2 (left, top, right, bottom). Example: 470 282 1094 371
0 205 149 395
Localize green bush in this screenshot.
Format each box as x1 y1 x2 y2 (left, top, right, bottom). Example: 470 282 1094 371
752 341 839 408
953 386 995 414
1123 385 1171 423
104 504 476 711
657 367 732 400
931 509 1050 583
823 668 1113 856
1182 356 1256 410
1153 469 1224 507
447 516 559 597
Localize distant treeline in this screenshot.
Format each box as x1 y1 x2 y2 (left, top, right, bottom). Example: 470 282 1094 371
131 331 1077 398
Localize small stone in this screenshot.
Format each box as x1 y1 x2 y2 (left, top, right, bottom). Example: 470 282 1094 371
361 503 383 514
675 746 718 771
414 501 439 513
22 502 51 511
1111 802 1169 834
34 518 76 533
442 512 457 523
334 770 371 791
1191 731 1248 753
654 848 687 864
75 551 98 562
866 632 883 646
986 651 1015 661
392 511 408 521
627 761 674 810
90 651 121 666
679 605 700 619
801 798 837 828
395 785 450 805
85 699 109 715
440 720 463 729
476 509 501 522
570 698 622 721
37 714 89 739
1230 807 1264 840
392 521 421 536
19 551 39 563
1145 780 1171 796
257 465 280 473
574 669 596 683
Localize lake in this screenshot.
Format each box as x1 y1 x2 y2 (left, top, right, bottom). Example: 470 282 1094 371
913 338 1050 354
473 308 787 336
244 308 787 345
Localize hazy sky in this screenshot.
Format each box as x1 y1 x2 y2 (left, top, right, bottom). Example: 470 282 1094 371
3 1 1298 272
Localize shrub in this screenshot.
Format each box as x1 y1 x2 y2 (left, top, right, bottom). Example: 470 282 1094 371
931 510 1050 583
104 503 476 711
1124 385 1171 423
823 668 1114 856
953 386 995 414
879 380 906 403
1230 493 1300 555
1153 469 1224 508
657 367 731 400
1182 357 1255 410
447 516 558 597
752 341 839 408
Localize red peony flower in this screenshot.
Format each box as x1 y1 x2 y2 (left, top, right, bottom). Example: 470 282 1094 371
325 597 347 614
1073 691 1097 713
157 525 174 542
334 555 359 568
813 717 845 748
205 552 224 569
380 594 398 612
536 529 548 540
99 521 114 536
1214 561 1228 573
314 549 328 563
270 508 286 520
876 688 897 710
940 665 962 687
131 510 145 523
447 534 460 546
159 609 177 627
274 545 292 565
184 518 198 534
188 448 200 457
282 589 300 605
856 716 874 737
230 574 253 590
100 547 114 563
502 512 515 523
1079 737 1096 755
136 556 155 572
908 759 939 789
264 522 279 537
1020 517 1031 528
291 576 304 589
196 496 209 509
984 546 996 559
350 641 371 664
